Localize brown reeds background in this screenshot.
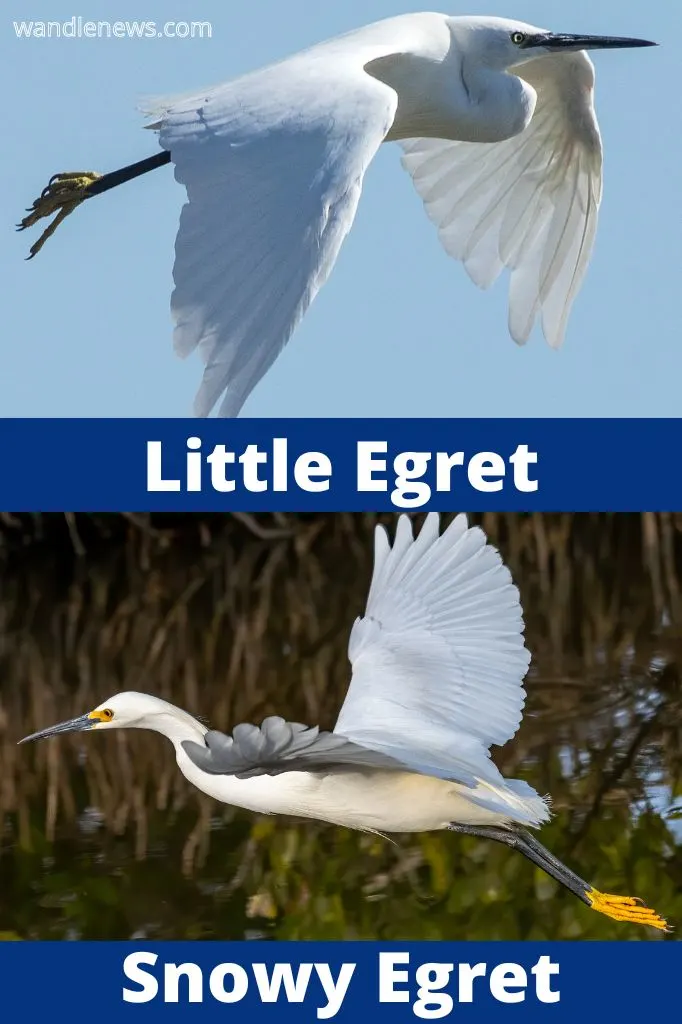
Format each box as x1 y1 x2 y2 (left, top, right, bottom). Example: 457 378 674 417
1 512 681 940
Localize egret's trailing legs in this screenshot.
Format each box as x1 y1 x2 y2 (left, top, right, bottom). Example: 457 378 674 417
17 151 170 259
448 823 669 930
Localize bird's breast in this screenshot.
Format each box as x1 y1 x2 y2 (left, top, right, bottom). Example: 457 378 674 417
177 751 323 817
177 751 488 833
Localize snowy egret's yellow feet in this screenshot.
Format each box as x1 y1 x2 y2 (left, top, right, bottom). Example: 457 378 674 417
17 171 102 259
587 889 670 931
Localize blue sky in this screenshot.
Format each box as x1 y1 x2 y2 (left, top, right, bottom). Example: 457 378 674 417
3 0 678 418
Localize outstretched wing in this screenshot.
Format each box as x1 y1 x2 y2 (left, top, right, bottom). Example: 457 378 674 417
151 58 397 417
400 51 603 348
181 716 405 778
334 513 531 786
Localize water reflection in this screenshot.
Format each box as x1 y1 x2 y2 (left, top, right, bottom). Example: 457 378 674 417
0 512 681 940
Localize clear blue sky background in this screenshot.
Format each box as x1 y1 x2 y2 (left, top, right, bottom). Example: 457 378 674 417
3 1 678 418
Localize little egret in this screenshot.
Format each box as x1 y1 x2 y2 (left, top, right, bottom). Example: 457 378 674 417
21 512 668 931
18 15 655 417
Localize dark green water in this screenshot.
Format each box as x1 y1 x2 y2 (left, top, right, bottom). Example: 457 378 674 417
0 513 681 940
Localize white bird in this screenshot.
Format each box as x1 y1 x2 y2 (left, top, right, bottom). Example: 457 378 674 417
21 512 667 931
19 15 655 417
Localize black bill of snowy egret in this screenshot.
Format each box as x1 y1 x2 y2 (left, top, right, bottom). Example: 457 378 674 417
17 15 656 418
20 513 669 932
19 709 105 742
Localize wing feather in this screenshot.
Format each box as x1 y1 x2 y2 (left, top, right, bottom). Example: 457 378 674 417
400 51 603 347
182 514 536 802
335 513 531 787
181 716 405 778
155 60 397 416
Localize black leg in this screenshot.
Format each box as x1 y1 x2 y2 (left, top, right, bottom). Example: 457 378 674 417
448 822 591 906
447 821 669 930
85 150 171 197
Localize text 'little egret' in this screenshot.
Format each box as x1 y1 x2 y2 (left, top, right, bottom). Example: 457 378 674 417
20 512 668 932
18 15 655 417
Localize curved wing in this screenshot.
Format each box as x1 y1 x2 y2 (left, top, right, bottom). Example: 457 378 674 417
181 716 405 779
152 60 397 417
334 513 531 786
400 51 603 348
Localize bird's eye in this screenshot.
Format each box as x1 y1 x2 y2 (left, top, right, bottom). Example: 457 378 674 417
101 708 114 721
511 32 527 45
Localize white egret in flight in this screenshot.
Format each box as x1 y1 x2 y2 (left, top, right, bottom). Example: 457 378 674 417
19 15 655 417
21 512 668 931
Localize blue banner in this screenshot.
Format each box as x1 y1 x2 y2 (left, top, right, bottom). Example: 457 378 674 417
0 941 676 1018
0 417 678 511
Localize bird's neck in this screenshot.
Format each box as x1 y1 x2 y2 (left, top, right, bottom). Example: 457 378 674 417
446 20 537 142
371 48 535 146
459 59 537 142
140 706 208 749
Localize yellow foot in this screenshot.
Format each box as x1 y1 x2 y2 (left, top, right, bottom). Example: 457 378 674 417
587 889 670 932
17 171 102 259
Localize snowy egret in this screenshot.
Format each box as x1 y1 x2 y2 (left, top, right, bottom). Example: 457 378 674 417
20 512 668 932
19 15 655 417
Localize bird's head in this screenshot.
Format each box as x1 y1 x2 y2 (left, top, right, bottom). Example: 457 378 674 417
451 16 657 70
17 691 198 744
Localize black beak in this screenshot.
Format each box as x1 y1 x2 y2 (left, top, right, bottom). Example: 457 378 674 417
534 32 657 51
18 712 96 744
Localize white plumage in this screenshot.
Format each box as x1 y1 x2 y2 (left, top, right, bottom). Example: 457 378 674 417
20 513 670 930
150 14 609 415
21 14 655 417
172 513 549 830
21 513 549 831
337 513 537 802
400 51 602 347
154 47 397 417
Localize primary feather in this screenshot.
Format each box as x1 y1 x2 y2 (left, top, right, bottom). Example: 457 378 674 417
400 51 603 348
335 513 532 791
